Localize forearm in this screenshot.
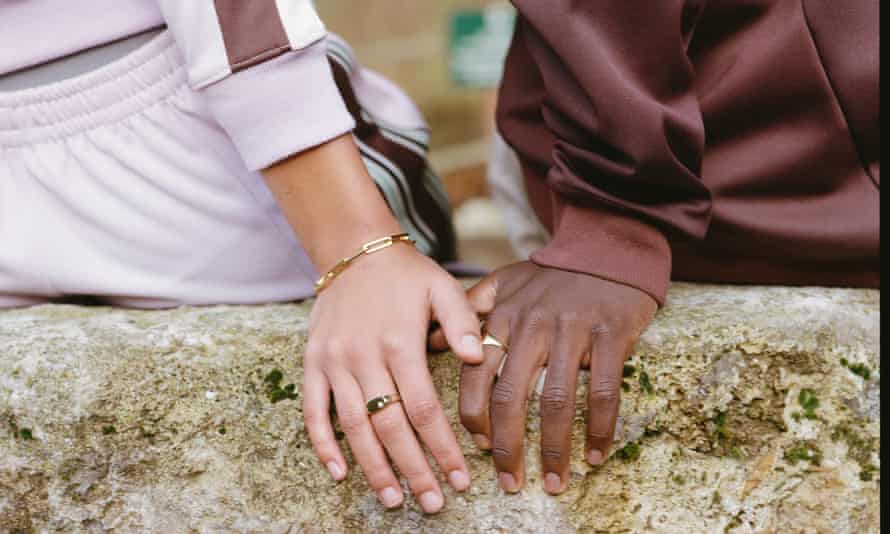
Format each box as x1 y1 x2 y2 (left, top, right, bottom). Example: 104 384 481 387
262 134 401 271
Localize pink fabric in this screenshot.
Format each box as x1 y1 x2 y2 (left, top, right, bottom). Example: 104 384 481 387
0 30 438 309
0 32 320 308
203 45 355 171
0 0 162 75
0 1 356 172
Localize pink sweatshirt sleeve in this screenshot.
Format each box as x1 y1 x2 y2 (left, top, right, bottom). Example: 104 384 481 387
158 1 355 171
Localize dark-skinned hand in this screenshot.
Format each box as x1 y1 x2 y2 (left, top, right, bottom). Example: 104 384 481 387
430 262 657 495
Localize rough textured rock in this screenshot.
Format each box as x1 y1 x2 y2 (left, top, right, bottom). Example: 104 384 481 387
0 284 880 533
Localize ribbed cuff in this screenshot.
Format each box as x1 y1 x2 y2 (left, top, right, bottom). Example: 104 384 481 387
203 41 355 171
530 198 672 306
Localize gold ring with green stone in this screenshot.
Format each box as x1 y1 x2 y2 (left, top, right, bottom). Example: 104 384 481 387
366 393 402 415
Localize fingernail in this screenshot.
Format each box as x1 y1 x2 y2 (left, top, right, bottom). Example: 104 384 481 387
471 434 491 450
326 461 345 481
378 487 403 508
544 472 563 494
498 472 520 493
587 449 604 466
418 491 444 514
461 335 483 358
448 470 471 491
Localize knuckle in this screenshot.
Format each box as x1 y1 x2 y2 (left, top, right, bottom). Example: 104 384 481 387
588 387 620 406
403 470 437 492
460 403 487 429
541 386 573 415
588 378 621 405
522 309 550 332
302 407 325 427
483 314 509 339
556 310 583 325
311 438 337 458
587 428 613 442
364 468 396 490
379 333 409 355
371 409 404 436
490 379 518 407
491 446 514 463
336 410 368 433
541 446 564 463
322 338 350 360
407 398 441 430
590 322 612 337
304 342 324 363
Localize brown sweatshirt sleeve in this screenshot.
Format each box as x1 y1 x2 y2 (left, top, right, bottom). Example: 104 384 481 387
498 1 713 305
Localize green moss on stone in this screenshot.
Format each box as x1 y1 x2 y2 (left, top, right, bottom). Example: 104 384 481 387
18 428 33 440
102 426 117 435
859 465 878 482
712 411 733 441
264 369 284 388
840 359 872 381
616 442 642 462
784 442 822 466
264 368 298 404
639 371 654 395
796 389 821 420
832 424 879 481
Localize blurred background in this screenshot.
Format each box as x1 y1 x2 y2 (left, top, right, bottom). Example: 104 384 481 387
317 0 524 270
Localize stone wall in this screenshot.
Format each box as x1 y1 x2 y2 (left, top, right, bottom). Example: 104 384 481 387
0 285 880 532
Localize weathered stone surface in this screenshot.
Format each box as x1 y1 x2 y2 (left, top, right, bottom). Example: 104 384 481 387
0 284 879 533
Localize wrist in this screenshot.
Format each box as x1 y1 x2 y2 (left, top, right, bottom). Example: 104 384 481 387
310 219 405 273
314 232 417 294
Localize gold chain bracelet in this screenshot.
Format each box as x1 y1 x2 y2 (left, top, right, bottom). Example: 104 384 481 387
314 233 416 295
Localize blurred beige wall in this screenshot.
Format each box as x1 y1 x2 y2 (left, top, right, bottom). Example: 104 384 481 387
318 1 519 266
317 1 497 155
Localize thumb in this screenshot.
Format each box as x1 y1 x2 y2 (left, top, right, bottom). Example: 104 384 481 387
428 273 498 354
429 277 489 364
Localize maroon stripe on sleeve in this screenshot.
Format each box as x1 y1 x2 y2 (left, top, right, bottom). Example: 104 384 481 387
214 0 290 72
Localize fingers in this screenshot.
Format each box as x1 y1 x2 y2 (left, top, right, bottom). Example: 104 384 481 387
464 272 500 315
585 334 632 466
430 278 483 364
539 315 589 495
427 273 497 353
389 352 472 493
303 367 348 482
490 312 551 493
428 264 538 353
355 362 446 515
328 372 405 509
459 312 510 451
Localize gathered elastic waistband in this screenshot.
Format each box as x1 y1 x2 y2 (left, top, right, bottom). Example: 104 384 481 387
0 31 184 148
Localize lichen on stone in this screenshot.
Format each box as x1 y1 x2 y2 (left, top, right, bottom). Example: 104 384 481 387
841 358 873 381
616 441 642 462
784 441 823 466
0 284 879 532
